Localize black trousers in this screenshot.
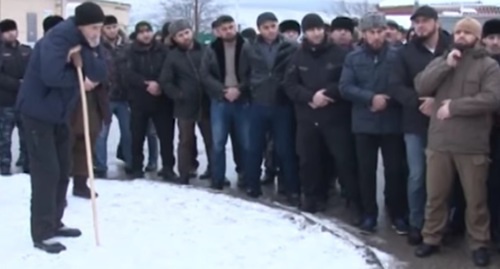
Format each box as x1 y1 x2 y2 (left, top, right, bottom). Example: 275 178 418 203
355 134 407 219
22 115 70 243
296 121 359 206
229 121 242 174
130 106 175 171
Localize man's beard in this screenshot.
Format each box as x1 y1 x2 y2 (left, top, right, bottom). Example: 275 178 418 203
178 39 193 49
414 26 437 42
87 37 100 48
453 41 475 52
222 34 236 42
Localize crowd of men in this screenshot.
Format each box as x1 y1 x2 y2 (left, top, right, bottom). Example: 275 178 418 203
1 1 500 266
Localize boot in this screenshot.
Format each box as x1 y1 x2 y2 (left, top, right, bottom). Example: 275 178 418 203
161 168 179 182
472 247 490 267
55 225 82 238
407 227 423 246
145 163 157 172
0 167 12 176
34 238 66 254
72 176 98 199
415 243 439 258
261 172 275 186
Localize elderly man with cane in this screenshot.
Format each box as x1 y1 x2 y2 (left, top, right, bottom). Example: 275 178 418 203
16 1 107 254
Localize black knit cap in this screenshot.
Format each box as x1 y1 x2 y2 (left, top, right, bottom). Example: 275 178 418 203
135 21 152 33
301 13 324 32
256 12 278 27
483 19 500 38
241 28 257 42
74 1 105 26
331 16 355 33
279 20 300 34
0 19 17 33
43 16 64 33
104 15 118 26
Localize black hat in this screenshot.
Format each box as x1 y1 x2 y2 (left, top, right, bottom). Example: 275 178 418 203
301 13 324 32
387 20 399 29
104 15 118 25
411 5 438 21
331 16 355 33
74 1 105 26
161 22 171 38
483 19 500 38
0 19 17 33
43 16 64 33
135 21 152 33
279 20 300 34
241 28 257 42
129 32 136 40
256 12 278 27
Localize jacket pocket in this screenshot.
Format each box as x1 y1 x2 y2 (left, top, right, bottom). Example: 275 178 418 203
463 79 480 96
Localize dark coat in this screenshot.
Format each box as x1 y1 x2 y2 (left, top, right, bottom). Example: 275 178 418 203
200 34 251 103
284 37 350 126
339 42 402 134
388 30 451 134
16 17 107 124
102 38 128 101
122 40 172 110
248 35 297 105
0 41 31 106
159 41 209 120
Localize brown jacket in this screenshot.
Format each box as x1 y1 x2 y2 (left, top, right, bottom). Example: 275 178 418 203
415 48 500 154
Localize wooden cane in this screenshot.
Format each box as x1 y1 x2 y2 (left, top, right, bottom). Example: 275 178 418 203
73 52 101 246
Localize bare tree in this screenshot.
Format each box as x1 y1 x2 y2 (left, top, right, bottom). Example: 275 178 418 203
326 0 377 18
160 0 224 35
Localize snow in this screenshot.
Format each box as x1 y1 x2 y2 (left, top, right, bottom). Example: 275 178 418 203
0 122 395 268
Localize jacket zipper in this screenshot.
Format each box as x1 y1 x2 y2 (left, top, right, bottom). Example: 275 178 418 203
186 50 203 119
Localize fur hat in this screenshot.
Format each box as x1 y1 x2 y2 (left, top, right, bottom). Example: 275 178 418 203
482 19 500 38
168 19 191 37
74 1 105 26
454 17 482 40
104 15 118 26
359 12 386 31
279 20 300 34
43 16 64 33
0 19 17 33
331 17 355 33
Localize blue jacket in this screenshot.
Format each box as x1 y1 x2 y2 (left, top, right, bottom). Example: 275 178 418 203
16 17 107 124
339 43 402 134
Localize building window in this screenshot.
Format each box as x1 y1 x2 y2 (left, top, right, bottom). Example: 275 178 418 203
26 12 38 43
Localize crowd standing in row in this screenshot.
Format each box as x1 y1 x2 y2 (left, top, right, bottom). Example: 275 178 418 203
1 1 500 266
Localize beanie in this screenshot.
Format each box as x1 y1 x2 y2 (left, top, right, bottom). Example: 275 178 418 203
454 17 482 40
241 28 257 42
301 13 324 32
256 12 278 27
104 15 118 26
161 22 171 39
0 19 17 33
169 19 191 37
279 20 300 34
135 21 152 33
359 12 387 31
482 19 500 38
43 16 64 33
74 1 105 26
331 17 355 33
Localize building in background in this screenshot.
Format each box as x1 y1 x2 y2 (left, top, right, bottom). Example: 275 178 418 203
378 2 500 32
0 0 130 44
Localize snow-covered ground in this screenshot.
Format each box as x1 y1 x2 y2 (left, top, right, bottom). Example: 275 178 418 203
0 122 396 268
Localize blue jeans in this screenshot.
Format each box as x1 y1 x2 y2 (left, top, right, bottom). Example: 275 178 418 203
94 101 132 171
405 133 427 229
247 104 299 194
210 100 250 184
146 120 158 166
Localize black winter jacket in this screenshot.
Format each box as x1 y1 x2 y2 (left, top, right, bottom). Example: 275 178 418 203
248 35 297 105
102 38 128 101
200 34 251 103
284 37 350 126
160 41 210 119
388 30 451 134
122 41 171 110
0 41 31 106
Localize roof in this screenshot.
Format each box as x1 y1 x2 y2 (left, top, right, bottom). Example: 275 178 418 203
378 4 500 15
